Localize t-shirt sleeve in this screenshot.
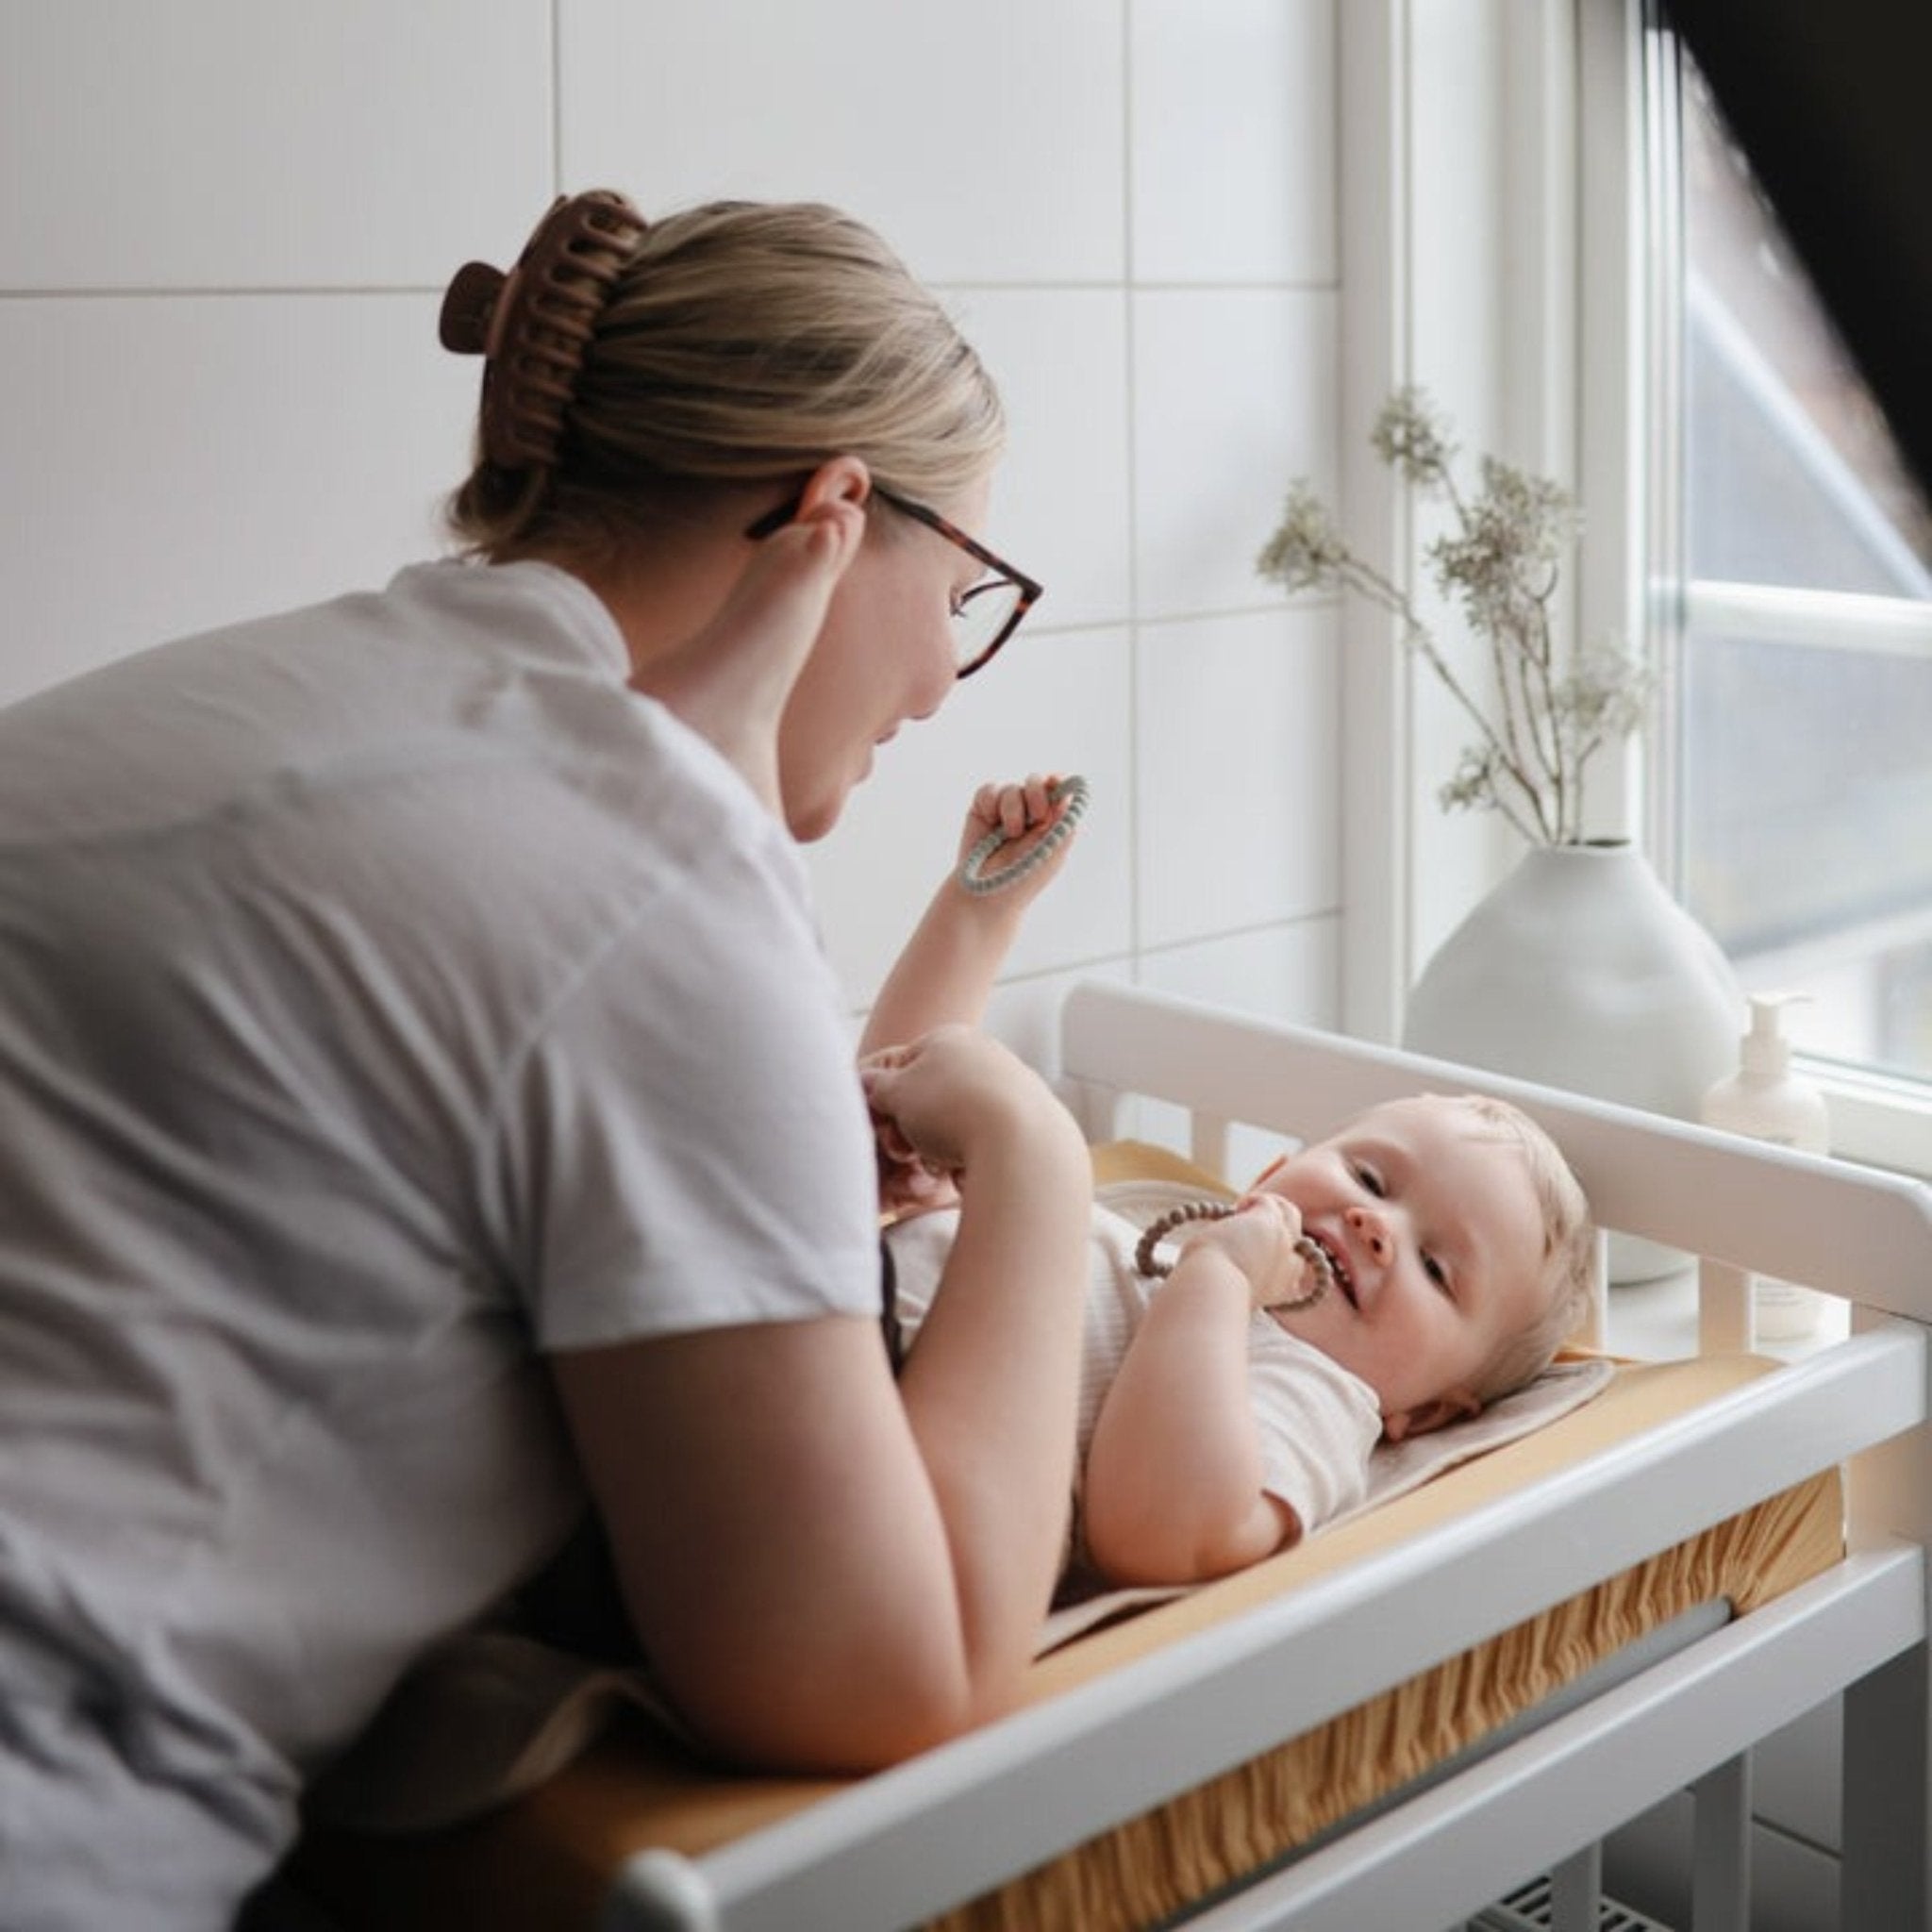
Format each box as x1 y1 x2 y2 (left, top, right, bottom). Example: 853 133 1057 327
1244 1325 1384 1535
487 833 882 1352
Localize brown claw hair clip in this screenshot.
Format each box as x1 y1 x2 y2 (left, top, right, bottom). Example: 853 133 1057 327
439 190 648 471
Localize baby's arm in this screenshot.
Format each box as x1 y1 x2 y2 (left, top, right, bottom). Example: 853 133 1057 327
859 776 1079 1059
1082 1200 1309 1586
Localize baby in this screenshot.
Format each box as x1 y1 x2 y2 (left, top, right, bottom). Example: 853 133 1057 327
883 1088 1593 1589
865 777 1595 1590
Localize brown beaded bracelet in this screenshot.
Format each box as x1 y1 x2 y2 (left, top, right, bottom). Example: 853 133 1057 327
1133 1198 1333 1311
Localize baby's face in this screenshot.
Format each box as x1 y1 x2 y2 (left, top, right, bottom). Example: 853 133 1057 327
1248 1096 1547 1439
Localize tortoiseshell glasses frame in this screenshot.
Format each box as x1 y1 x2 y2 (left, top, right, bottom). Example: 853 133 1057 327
745 484 1043 677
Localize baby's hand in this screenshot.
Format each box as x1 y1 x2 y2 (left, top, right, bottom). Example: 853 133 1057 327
1171 1195 1314 1312
955 774 1082 906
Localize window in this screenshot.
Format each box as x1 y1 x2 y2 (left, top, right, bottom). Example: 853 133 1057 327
1641 9 1932 1156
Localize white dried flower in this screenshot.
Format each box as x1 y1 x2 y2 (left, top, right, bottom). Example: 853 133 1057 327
1255 480 1349 592
1370 386 1456 488
1437 745 1506 817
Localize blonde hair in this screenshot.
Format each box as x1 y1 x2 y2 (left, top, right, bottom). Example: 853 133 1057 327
1455 1095 1598 1403
445 198 1006 565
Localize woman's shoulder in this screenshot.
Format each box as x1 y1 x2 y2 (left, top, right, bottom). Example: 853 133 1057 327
386 558 629 676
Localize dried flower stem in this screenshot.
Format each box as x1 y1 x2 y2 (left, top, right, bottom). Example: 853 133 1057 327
1256 387 1652 845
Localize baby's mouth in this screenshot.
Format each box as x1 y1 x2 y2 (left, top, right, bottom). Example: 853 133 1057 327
1303 1230 1357 1308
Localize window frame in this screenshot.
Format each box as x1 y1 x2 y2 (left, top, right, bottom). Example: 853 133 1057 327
1336 1 1591 1045
1338 0 1932 1176
1582 0 1932 1175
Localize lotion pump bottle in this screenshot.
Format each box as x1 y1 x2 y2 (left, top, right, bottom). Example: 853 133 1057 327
1699 992 1832 1340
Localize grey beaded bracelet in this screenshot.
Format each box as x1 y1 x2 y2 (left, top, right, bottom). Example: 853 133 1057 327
957 774 1091 897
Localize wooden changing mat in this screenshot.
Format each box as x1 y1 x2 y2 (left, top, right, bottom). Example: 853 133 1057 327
288 1350 1842 1932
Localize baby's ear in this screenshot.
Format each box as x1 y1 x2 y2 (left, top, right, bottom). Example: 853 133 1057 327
1381 1389 1482 1443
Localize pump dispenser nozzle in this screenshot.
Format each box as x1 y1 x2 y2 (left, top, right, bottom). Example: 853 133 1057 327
1739 991 1811 1081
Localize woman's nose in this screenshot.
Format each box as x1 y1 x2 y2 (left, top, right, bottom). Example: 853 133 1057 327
1344 1203 1392 1263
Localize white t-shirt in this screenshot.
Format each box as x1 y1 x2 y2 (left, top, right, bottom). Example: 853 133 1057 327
0 559 880 1926
884 1203 1383 1541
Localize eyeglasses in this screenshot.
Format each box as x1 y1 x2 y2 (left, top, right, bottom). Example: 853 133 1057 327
744 485 1043 678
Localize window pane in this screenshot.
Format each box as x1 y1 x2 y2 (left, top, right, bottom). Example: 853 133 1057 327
1669 44 1932 1083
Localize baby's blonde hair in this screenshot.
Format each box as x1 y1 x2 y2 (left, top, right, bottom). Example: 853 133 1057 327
1453 1095 1597 1403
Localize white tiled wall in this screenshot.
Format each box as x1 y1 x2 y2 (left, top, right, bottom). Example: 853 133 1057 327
0 0 1344 1068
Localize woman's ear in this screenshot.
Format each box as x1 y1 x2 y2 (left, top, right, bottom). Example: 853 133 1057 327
794 454 874 521
1380 1388 1482 1443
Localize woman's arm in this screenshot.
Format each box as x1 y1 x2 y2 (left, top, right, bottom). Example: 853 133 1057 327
1082 1206 1307 1586
859 775 1078 1058
550 1027 1092 1773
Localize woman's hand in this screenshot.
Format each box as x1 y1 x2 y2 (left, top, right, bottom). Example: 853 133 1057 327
1171 1194 1316 1312
864 1041 961 1221
860 1024 1074 1190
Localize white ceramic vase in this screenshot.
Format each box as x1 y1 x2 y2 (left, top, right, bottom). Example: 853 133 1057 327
1401 841 1741 1283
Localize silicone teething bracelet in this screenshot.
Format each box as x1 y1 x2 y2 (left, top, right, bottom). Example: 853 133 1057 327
957 774 1091 897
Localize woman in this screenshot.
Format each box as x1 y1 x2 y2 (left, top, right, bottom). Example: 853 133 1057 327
0 191 1092 1927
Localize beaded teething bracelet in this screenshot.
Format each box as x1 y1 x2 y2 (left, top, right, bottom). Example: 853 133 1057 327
956 774 1091 897
1133 1198 1334 1311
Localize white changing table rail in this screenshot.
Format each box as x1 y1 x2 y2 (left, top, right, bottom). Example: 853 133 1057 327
600 984 1932 1932
1059 984 1932 1319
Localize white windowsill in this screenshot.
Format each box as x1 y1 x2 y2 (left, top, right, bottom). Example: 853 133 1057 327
1806 1058 1932 1182
1607 1263 1854 1364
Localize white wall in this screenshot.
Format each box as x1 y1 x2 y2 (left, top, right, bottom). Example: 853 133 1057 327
0 0 1346 1073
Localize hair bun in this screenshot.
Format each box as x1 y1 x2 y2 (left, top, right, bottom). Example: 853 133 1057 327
439 190 649 471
